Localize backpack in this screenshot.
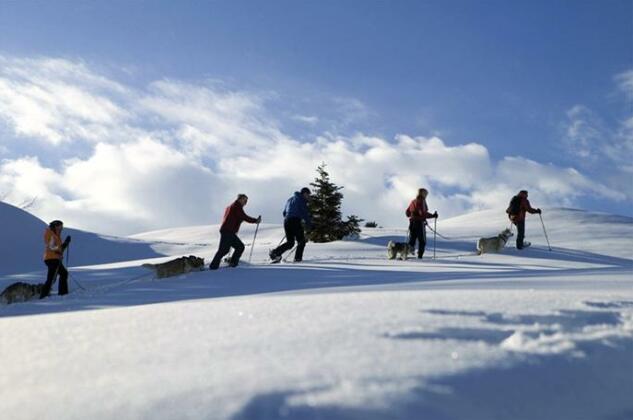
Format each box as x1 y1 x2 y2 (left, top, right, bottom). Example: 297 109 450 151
506 195 521 216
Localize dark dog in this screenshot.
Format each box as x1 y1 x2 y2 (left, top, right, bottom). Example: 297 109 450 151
1 282 44 304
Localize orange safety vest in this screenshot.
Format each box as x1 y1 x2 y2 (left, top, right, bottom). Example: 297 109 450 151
43 228 63 261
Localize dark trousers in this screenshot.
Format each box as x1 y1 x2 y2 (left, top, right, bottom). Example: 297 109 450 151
210 232 245 269
408 220 426 258
515 220 526 249
272 218 306 261
40 259 68 298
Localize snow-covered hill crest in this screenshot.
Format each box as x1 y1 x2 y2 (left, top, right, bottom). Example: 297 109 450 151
1 202 631 420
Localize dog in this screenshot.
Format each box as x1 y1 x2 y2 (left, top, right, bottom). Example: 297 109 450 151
477 228 513 255
387 241 411 260
142 255 205 279
1 282 44 304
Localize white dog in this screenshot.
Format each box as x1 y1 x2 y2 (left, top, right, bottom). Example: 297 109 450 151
477 228 513 255
387 241 411 260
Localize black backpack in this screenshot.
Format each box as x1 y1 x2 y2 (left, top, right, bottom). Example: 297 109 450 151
506 195 521 216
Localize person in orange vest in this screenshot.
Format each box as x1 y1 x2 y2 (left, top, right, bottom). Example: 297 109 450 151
40 220 71 298
209 194 261 270
405 188 438 259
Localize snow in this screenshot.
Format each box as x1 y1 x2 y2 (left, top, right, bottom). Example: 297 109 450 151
1 202 632 419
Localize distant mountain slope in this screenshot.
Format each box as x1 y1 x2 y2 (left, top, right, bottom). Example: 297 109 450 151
1 202 164 276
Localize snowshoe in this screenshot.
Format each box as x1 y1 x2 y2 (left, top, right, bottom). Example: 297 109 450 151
517 241 531 250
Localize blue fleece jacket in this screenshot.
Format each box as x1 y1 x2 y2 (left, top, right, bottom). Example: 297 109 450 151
283 192 311 226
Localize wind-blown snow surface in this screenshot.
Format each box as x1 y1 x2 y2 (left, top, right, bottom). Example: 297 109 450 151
1 205 632 420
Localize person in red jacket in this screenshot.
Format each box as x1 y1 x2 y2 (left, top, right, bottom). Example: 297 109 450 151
405 188 438 259
40 220 71 298
506 190 541 249
209 194 261 269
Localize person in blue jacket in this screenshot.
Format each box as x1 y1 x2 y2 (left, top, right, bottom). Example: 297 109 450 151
269 187 312 263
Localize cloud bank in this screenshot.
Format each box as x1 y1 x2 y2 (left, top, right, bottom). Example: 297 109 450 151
0 55 627 235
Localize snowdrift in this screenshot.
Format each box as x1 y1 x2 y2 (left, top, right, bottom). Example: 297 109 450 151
1 201 163 276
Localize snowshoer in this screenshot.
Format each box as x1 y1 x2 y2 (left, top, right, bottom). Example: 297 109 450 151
269 187 312 263
40 220 71 298
406 188 438 259
506 190 541 249
209 194 261 269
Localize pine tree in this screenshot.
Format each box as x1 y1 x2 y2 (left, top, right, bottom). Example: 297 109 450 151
341 214 363 239
308 163 344 242
307 163 363 242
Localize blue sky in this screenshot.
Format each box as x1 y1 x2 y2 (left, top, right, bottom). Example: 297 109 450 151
0 1 631 234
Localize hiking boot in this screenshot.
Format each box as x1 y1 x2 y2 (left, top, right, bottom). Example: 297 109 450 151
269 250 282 264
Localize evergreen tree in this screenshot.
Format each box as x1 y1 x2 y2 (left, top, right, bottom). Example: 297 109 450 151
341 214 363 239
307 163 363 242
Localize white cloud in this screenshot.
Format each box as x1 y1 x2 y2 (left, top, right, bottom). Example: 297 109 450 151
615 69 633 99
0 55 628 234
0 55 130 144
293 115 319 125
560 69 633 198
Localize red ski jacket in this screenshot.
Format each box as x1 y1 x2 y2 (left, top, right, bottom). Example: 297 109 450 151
510 193 539 223
510 193 538 224
220 200 258 234
405 198 434 222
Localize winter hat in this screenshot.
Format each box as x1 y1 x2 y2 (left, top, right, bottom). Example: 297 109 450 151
49 220 63 229
300 187 311 195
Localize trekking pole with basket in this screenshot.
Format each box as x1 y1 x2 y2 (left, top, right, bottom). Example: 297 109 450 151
65 241 86 291
282 245 298 263
248 222 260 264
539 213 552 251
433 217 437 260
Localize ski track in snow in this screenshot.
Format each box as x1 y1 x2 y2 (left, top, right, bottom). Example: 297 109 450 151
1 205 632 420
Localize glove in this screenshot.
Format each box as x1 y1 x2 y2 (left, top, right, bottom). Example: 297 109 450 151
62 235 71 250
433 211 438 219
256 215 262 223
536 209 542 214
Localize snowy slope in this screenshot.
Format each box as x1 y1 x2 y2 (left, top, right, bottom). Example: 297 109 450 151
0 201 164 276
0 207 632 420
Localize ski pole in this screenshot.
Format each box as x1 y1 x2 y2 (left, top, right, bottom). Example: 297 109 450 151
539 213 552 251
65 244 85 291
248 222 260 264
282 245 298 263
433 217 437 260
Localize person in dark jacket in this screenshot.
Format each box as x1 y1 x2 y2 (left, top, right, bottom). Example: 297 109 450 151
269 187 312 263
40 220 71 298
507 190 541 249
209 194 261 269
405 188 438 259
